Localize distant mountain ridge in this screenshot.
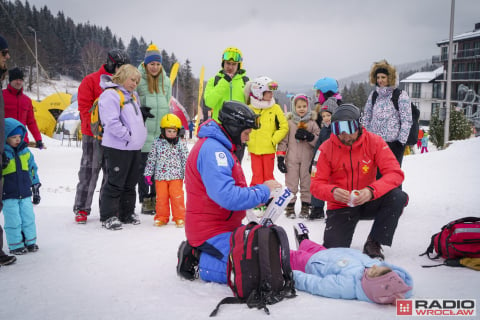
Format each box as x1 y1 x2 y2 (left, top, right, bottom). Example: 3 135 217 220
338 59 432 88
284 58 432 93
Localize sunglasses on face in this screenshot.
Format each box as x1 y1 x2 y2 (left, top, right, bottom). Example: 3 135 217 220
1 49 9 57
331 120 360 135
222 51 242 63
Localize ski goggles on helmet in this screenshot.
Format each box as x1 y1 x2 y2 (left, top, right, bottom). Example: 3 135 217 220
222 51 242 63
332 120 360 135
268 81 279 91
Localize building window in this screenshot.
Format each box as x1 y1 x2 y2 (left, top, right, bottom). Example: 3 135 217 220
432 103 441 116
412 83 421 98
432 83 442 99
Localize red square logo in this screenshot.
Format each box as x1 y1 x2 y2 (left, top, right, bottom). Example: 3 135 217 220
397 300 413 316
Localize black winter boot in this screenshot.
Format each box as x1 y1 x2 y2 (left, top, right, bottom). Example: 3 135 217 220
308 206 324 220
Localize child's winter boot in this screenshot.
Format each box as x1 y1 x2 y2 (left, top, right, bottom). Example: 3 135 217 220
141 197 155 215
285 203 295 219
299 202 311 219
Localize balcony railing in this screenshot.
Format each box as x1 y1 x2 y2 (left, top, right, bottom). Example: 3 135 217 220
433 47 480 62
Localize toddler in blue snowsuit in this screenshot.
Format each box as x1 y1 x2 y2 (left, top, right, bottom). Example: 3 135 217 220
2 118 41 254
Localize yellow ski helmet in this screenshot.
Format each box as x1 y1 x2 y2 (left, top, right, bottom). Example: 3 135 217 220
221 47 243 69
160 114 182 129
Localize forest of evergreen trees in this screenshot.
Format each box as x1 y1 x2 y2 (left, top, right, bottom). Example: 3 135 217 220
1 0 441 118
0 0 197 117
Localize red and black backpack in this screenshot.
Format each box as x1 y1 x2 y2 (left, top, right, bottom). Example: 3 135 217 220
210 222 296 316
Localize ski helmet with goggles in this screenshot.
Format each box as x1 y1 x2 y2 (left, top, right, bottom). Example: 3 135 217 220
105 49 130 74
221 47 243 69
218 101 260 145
313 77 339 94
250 76 278 100
160 114 182 129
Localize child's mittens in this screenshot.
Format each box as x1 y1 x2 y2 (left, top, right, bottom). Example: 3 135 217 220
295 128 314 142
145 176 153 186
32 183 41 205
277 156 287 174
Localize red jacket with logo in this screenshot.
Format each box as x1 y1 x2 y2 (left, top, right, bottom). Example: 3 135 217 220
310 128 404 210
3 84 42 143
77 65 111 136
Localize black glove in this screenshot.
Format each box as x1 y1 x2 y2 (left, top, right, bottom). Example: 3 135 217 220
2 152 9 169
36 140 44 149
295 128 315 142
140 106 154 122
32 183 41 205
277 156 287 174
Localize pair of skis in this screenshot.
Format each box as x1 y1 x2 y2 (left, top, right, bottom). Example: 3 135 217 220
247 187 294 226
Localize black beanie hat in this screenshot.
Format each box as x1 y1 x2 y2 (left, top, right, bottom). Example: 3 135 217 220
8 67 24 82
8 68 23 82
0 35 7 50
332 103 360 122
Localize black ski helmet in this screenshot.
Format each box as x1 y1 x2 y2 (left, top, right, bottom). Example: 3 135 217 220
218 101 260 145
105 49 130 74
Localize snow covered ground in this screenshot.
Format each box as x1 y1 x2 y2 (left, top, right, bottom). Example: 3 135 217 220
0 132 479 320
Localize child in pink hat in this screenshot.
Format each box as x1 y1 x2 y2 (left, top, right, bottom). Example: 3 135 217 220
291 223 413 304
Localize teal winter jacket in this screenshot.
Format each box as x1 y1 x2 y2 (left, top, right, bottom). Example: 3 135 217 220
137 63 172 153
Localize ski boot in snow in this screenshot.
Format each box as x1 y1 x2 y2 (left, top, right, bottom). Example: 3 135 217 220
294 222 310 249
75 210 88 224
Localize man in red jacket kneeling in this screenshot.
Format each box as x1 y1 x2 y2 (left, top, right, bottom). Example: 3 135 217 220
310 104 408 260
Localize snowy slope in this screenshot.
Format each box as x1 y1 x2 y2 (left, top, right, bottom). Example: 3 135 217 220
0 134 479 320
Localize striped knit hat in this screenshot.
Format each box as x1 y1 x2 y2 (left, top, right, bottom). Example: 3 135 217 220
144 44 162 65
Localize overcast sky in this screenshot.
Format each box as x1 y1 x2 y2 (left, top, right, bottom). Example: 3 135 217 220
25 0 480 90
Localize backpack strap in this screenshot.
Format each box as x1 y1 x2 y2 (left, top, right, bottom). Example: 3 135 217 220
270 226 296 299
391 88 401 111
371 89 401 111
419 231 442 260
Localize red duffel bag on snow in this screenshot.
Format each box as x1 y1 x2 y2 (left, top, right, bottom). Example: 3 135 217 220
420 217 480 260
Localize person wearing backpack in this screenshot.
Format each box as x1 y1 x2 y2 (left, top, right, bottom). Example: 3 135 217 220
177 101 281 283
97 65 147 230
362 60 412 168
73 49 130 224
136 44 171 216
203 47 249 162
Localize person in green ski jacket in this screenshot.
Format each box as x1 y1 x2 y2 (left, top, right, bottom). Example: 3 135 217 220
204 47 249 161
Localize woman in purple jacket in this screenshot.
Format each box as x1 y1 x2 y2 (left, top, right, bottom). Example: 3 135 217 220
98 64 147 230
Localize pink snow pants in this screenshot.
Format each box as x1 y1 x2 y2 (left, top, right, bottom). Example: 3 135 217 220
290 239 327 272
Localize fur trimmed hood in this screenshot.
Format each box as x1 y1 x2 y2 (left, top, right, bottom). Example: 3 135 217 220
369 59 397 87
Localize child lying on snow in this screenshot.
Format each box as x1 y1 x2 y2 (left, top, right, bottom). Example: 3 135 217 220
290 223 413 304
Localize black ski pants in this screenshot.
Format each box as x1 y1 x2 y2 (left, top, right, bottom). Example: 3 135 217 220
100 147 141 222
323 188 407 248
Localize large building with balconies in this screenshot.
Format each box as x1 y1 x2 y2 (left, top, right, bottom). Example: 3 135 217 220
402 23 480 129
